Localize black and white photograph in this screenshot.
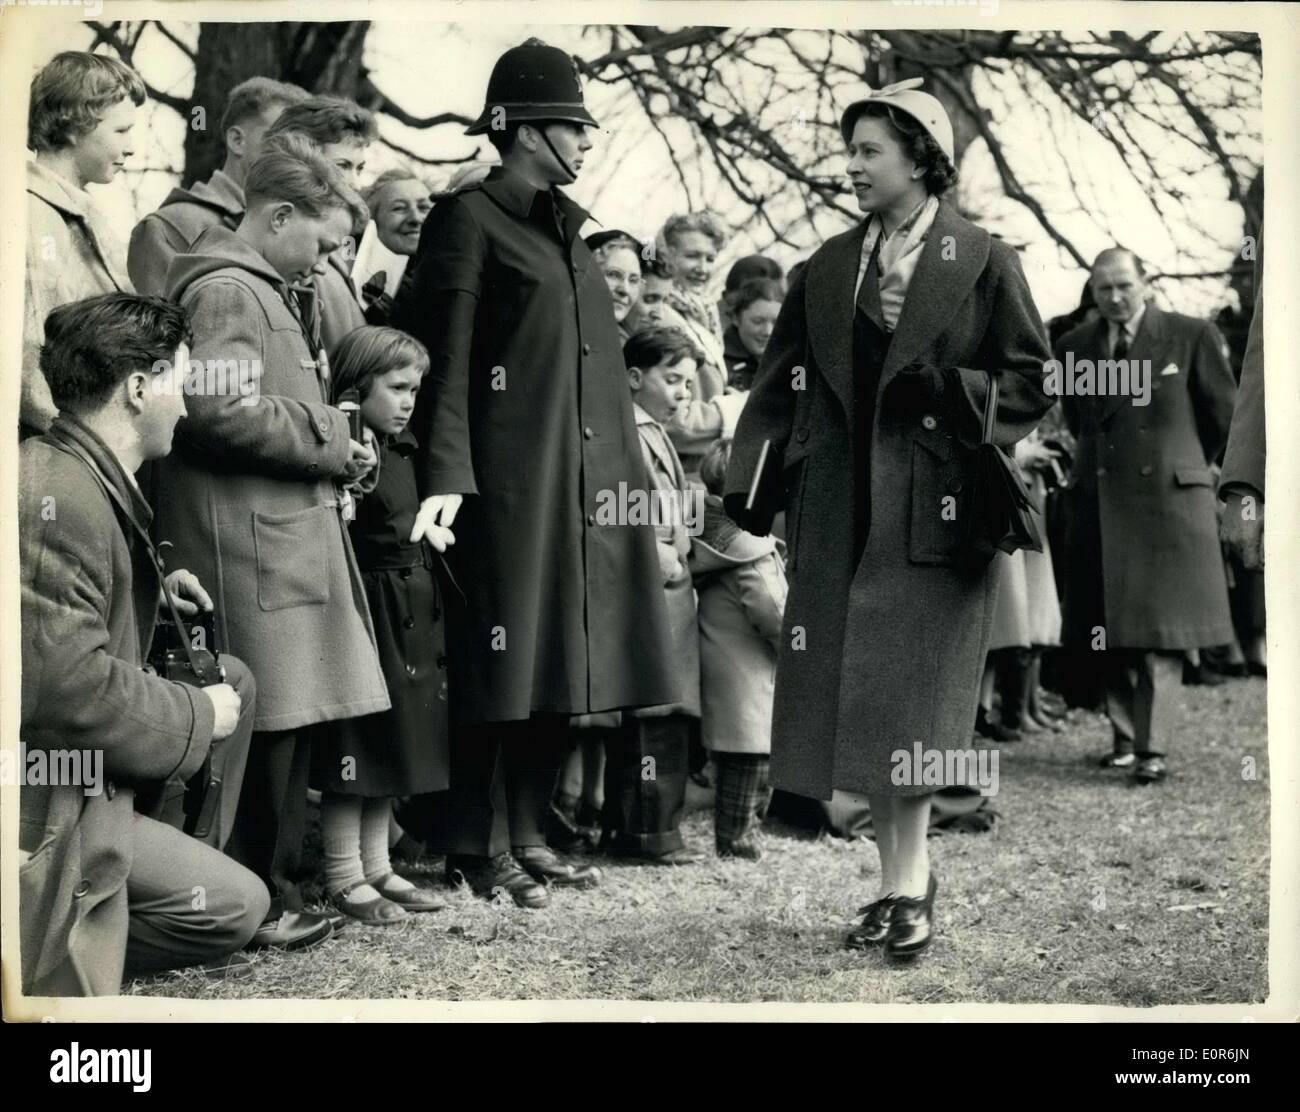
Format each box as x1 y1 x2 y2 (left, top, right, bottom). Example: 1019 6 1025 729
1 0 1296 1037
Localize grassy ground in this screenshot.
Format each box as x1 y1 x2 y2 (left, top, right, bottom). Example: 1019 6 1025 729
128 677 1269 1006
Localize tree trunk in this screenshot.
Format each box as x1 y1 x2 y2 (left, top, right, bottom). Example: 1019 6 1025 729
182 22 371 186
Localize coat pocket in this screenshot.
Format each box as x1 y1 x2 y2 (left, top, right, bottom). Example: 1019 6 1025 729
908 436 966 566
1173 466 1213 488
252 505 333 611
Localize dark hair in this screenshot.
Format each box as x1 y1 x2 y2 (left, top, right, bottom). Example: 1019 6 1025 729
727 277 785 319
623 325 703 373
220 77 308 140
699 437 733 497
485 121 523 155
724 254 783 293
264 94 378 148
850 102 958 197
41 293 192 414
331 326 431 402
28 51 146 153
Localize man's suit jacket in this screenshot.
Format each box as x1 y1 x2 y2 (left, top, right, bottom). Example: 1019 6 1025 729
1057 304 1235 649
1221 231 1264 499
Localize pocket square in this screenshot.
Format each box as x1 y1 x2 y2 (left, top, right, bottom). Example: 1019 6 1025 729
1160 363 1180 376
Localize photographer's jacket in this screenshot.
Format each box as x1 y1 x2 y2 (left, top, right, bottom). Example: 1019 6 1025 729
19 416 214 995
150 227 390 731
396 165 677 725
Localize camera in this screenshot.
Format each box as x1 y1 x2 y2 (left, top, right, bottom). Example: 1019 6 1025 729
147 610 225 838
338 388 364 443
149 609 225 688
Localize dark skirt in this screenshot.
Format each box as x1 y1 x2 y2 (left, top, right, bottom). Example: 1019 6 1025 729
310 563 451 796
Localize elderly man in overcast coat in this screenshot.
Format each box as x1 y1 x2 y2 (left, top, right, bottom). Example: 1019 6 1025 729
1057 247 1236 784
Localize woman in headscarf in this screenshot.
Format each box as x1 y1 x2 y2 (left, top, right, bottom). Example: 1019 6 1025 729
725 81 1053 960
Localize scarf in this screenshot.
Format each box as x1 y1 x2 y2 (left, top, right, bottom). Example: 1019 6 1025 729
853 194 940 332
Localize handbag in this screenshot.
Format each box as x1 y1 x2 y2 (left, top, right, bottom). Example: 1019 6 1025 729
963 370 1043 563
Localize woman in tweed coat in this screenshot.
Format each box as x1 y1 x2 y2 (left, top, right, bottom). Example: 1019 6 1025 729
726 83 1053 958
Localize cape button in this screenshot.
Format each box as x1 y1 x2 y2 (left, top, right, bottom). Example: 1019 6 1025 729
73 880 91 898
583 426 594 439
106 781 117 801
403 617 415 630
921 414 938 431
582 343 592 356
948 478 963 493
796 428 810 443
1140 464 1154 477
587 513 596 526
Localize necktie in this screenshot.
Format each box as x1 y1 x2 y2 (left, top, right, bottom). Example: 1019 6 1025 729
1112 327 1129 360
856 233 887 331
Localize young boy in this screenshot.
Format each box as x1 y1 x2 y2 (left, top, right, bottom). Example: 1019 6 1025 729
603 326 707 865
262 95 377 356
150 133 388 951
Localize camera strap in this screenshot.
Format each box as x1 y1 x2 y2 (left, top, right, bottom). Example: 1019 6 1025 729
57 432 209 676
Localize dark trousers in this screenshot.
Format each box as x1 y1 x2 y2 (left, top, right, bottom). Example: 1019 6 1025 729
148 656 255 852
603 714 692 853
425 714 569 858
123 813 269 980
226 723 318 917
1104 650 1183 758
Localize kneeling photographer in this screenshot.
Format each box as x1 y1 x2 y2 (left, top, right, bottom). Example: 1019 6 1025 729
19 293 268 996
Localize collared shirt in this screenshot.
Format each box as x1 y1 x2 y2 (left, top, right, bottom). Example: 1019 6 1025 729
1107 302 1146 356
853 194 940 331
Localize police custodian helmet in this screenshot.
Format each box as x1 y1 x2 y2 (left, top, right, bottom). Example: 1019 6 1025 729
464 38 600 136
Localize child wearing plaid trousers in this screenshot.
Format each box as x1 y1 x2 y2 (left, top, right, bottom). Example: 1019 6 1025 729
691 438 788 858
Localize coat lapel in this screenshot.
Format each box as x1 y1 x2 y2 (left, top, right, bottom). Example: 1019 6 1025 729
881 202 989 380
805 203 990 420
806 222 868 419
1098 304 1164 427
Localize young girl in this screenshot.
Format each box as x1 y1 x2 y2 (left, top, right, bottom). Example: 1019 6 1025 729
310 326 452 923
691 438 788 859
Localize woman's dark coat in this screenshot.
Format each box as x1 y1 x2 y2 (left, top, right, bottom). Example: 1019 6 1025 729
724 202 1054 799
311 430 451 796
396 165 677 726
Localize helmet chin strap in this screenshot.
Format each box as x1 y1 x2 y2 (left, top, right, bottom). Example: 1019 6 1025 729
537 126 578 184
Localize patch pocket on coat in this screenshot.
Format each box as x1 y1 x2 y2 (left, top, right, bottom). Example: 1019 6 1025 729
252 506 333 611
908 437 965 566
1173 466 1213 488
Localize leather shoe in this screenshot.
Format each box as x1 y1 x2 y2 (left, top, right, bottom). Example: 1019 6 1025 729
1098 752 1136 769
370 873 447 912
246 910 334 952
513 845 602 888
845 896 894 949
1133 755 1167 784
885 874 937 960
447 853 549 908
330 882 408 925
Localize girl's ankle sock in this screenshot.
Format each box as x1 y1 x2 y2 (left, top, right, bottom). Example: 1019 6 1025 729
321 792 367 898
360 797 413 891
